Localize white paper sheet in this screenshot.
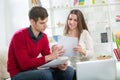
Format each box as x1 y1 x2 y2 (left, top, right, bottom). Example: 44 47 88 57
38 57 68 69
58 36 78 56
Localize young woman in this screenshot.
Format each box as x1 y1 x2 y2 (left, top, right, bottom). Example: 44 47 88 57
64 9 94 62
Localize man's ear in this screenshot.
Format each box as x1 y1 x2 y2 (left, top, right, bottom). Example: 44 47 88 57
30 19 35 25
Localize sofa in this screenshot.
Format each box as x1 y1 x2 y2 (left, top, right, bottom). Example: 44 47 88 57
0 49 9 80
0 49 120 80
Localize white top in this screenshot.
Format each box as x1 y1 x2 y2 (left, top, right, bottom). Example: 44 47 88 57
79 30 94 58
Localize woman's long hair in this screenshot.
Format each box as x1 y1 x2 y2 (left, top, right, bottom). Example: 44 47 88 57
64 9 88 40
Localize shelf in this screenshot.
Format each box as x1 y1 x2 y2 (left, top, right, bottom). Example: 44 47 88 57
29 0 120 43
51 2 120 9
28 0 120 58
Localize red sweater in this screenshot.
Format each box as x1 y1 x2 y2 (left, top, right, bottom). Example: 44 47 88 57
7 27 50 77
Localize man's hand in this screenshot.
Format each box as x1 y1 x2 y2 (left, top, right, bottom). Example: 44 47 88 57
57 62 67 71
45 45 65 62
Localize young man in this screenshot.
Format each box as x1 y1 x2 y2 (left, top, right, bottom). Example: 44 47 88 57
7 6 74 80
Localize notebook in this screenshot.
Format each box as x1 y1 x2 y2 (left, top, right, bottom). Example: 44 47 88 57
76 59 116 80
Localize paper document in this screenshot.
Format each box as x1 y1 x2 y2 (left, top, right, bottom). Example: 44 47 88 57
58 36 78 56
38 57 68 69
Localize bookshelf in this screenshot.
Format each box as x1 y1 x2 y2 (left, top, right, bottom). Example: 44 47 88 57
29 0 120 57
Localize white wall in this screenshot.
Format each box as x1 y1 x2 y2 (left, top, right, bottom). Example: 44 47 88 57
0 0 29 49
0 0 6 49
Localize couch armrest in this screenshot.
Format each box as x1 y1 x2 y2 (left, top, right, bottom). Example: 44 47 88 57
0 49 10 79
116 62 120 80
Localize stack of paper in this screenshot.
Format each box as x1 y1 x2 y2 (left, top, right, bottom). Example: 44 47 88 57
38 56 69 69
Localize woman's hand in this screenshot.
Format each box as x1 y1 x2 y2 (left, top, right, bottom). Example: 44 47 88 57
73 44 86 56
57 62 68 71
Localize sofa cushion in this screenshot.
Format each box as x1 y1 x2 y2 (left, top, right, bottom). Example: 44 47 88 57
0 49 10 79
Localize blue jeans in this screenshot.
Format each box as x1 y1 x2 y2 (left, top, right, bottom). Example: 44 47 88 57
11 66 74 80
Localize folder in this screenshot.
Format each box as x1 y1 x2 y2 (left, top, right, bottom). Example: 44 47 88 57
113 49 120 61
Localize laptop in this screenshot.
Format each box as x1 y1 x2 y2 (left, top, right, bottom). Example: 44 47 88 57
76 59 116 80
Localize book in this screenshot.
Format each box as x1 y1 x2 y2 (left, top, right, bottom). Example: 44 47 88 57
113 49 120 61
32 0 39 6
101 32 108 43
37 56 69 69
